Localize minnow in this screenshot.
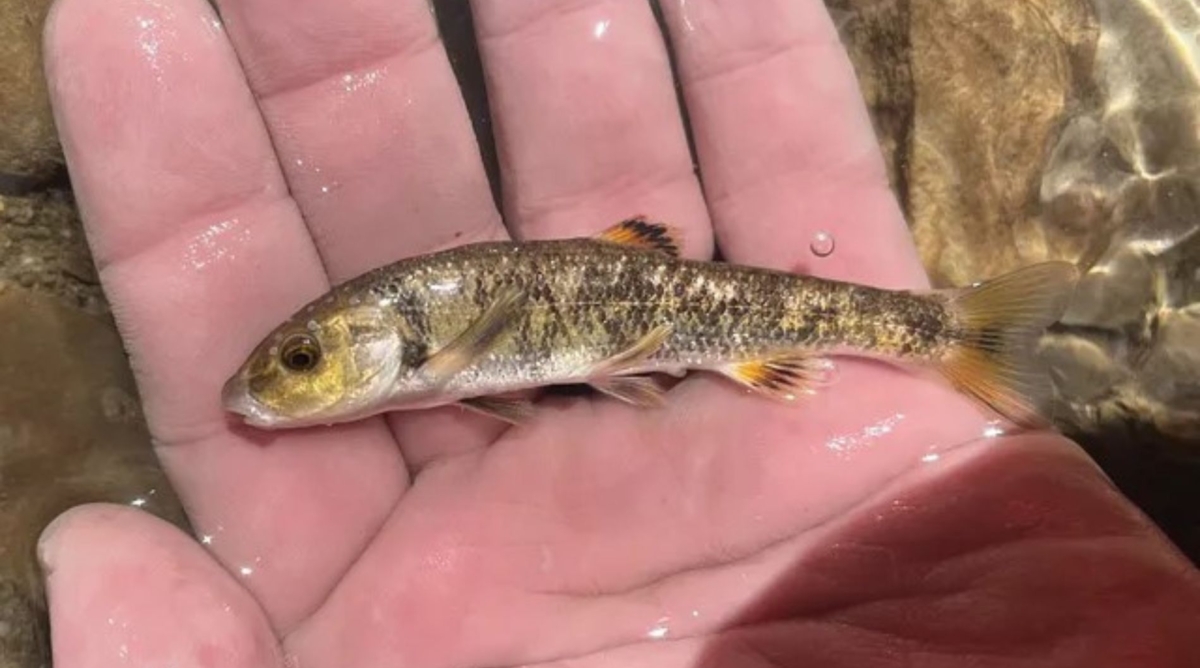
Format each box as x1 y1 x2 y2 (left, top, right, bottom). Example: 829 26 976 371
221 218 1079 429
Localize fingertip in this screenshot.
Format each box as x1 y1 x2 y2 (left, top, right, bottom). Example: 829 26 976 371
38 503 285 667
36 502 178 577
35 502 98 576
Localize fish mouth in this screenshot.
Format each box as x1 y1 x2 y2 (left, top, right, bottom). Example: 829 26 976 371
221 374 277 428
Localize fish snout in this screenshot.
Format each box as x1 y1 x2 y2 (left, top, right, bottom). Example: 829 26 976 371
221 373 276 428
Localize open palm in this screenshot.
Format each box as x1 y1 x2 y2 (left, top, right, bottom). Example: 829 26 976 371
38 0 1200 666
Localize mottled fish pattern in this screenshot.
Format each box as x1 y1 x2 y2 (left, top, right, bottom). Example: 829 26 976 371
221 219 1080 430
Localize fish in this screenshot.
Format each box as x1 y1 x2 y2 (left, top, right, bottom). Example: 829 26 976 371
221 218 1080 430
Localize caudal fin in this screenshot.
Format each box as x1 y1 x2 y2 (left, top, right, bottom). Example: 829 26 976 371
935 261 1080 428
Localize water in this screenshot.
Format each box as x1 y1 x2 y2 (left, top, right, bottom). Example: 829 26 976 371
645 616 671 640
825 412 906 458
810 230 836 257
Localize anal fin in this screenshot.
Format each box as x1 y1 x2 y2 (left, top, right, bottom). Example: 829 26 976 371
721 354 832 401
460 395 535 424
590 376 666 408
595 217 681 257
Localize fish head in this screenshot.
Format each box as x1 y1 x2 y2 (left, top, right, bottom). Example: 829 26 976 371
222 300 404 429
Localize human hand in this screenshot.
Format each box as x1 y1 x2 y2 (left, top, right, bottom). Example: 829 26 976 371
38 0 1200 666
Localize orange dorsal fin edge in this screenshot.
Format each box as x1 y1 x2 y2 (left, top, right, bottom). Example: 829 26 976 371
595 217 682 257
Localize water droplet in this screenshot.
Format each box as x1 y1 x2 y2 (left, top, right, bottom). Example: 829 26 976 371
981 420 1005 438
646 616 671 639
341 68 386 93
183 218 251 272
679 0 697 32
826 413 905 456
810 230 835 257
813 358 838 385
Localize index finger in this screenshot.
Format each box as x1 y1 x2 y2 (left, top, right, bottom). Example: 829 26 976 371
44 0 405 631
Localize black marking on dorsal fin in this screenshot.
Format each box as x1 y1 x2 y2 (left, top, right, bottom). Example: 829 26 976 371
594 217 682 257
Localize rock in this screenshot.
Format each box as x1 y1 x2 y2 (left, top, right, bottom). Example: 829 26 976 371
1060 245 1155 334
904 0 1098 286
829 0 1200 558
1039 332 1128 405
0 190 104 315
1140 308 1200 439
0 0 63 189
0 286 189 668
824 0 914 199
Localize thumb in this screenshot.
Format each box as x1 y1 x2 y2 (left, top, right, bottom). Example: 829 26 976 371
38 503 284 668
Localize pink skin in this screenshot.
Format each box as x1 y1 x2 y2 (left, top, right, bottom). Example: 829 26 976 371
36 0 1200 666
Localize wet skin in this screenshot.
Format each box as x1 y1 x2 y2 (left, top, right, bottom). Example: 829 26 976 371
39 0 1200 666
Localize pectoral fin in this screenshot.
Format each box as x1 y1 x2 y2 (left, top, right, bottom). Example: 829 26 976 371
595 217 682 257
590 376 666 408
420 287 526 385
721 354 832 401
460 395 535 424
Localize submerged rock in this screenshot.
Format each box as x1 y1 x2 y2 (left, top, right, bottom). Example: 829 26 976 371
0 191 104 314
0 285 189 668
832 0 1200 556
0 0 63 190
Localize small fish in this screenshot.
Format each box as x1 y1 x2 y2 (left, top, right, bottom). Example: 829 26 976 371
221 218 1079 429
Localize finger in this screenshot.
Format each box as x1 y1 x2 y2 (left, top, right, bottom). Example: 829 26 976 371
659 0 926 288
44 0 404 629
213 0 507 282
39 504 284 668
213 0 512 461
472 0 713 257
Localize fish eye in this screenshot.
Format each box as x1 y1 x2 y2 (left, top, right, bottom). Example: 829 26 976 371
280 334 321 372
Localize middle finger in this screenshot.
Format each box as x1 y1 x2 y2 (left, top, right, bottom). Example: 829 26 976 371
213 0 508 282
472 0 712 257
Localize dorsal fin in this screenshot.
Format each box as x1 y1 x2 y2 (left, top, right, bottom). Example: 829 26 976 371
594 217 681 257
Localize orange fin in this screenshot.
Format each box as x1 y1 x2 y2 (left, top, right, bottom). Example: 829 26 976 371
459 395 535 424
595 217 681 257
935 261 1080 428
590 375 666 408
721 354 833 401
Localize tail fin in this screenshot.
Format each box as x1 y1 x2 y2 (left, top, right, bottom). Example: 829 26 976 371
935 261 1081 428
